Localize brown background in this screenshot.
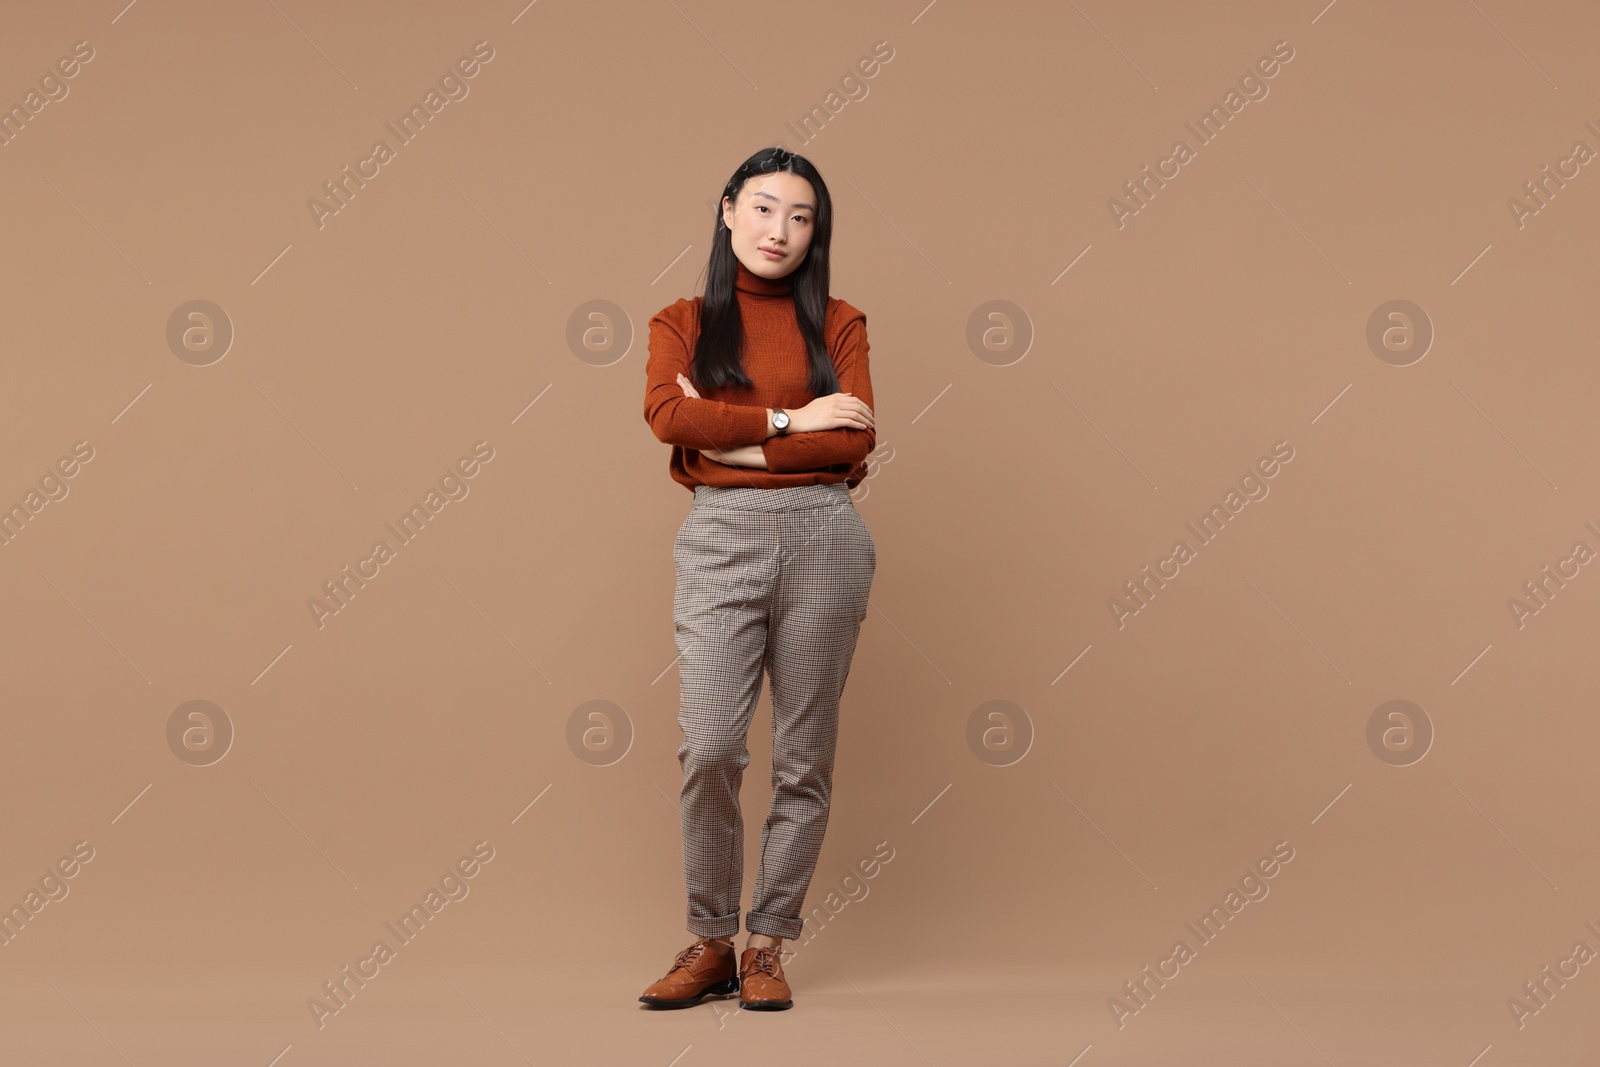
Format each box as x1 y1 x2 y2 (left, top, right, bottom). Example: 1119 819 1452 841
2 0 1598 1063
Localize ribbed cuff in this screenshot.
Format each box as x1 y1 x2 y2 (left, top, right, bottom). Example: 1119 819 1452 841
737 403 771 447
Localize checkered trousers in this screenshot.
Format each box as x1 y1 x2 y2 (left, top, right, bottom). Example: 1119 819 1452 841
671 481 876 940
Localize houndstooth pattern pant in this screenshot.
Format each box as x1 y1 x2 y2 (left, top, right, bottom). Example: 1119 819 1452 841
673 481 875 940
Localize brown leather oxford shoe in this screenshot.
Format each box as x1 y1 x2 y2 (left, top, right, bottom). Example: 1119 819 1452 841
737 945 793 1010
639 937 739 1009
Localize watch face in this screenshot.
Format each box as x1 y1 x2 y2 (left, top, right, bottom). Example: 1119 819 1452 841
774 411 789 428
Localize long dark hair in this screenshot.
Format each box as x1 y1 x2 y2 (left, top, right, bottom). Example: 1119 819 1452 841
689 146 839 397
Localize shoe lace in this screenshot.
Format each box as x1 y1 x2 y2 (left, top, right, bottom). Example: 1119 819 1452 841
668 942 707 975
666 938 733 977
748 946 781 979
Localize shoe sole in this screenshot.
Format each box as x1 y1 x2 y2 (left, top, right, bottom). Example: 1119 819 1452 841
639 977 739 1009
739 997 793 1010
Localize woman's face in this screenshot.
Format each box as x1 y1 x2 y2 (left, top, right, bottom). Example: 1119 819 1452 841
722 170 816 280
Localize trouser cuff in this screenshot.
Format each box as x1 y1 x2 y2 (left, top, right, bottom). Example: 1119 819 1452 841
746 909 803 940
688 910 740 939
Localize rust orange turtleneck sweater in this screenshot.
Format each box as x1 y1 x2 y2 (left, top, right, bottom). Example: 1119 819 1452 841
643 258 876 491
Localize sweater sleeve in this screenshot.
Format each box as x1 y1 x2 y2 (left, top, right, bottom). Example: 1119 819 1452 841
760 304 876 473
643 302 772 450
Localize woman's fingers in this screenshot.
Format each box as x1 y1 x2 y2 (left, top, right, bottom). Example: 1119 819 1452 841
843 397 874 423
828 402 873 428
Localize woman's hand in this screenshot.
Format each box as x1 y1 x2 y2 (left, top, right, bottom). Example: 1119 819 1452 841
789 392 874 433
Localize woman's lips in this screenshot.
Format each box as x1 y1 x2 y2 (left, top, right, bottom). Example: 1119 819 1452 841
760 248 785 259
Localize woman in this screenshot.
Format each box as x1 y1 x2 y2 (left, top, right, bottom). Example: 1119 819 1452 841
638 146 878 1012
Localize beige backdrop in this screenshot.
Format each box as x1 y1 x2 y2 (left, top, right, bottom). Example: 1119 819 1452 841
3 0 1598 1064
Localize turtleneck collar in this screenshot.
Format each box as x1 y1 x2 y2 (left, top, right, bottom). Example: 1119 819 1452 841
734 257 794 298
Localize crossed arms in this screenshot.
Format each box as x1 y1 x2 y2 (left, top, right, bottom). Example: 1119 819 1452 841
641 305 876 473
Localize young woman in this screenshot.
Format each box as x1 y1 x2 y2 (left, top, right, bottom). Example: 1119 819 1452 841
638 146 878 1012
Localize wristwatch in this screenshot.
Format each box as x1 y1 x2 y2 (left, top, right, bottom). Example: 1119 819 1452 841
770 409 790 434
